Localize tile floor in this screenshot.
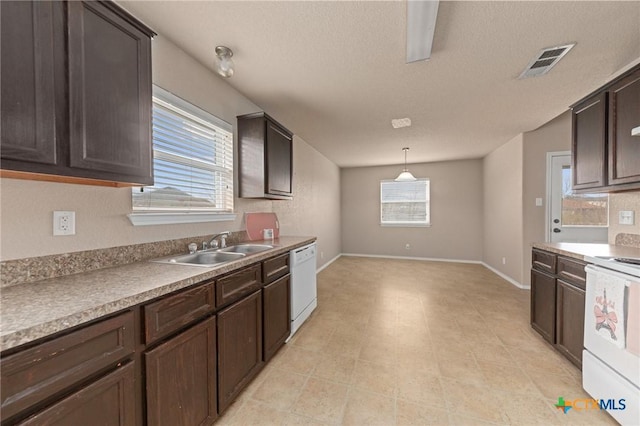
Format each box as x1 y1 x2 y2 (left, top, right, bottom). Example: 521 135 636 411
217 257 617 425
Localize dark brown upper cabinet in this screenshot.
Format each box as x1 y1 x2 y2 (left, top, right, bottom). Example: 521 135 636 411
608 69 640 186
1 1 61 167
0 1 155 187
238 112 293 200
571 65 640 193
571 93 607 191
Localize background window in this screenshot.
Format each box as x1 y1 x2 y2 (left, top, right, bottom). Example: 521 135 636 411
132 86 234 215
561 166 608 227
380 179 430 226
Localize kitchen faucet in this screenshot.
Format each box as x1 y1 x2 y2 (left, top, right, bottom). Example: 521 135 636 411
209 231 231 249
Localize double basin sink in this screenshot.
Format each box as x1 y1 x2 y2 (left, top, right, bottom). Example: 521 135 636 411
151 244 275 267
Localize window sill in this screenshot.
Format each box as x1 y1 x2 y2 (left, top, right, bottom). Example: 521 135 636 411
128 212 237 226
380 223 431 228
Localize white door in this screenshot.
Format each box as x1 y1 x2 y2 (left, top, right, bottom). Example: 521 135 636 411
548 153 608 243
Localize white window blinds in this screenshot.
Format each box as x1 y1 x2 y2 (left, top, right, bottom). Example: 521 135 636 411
380 179 430 226
132 86 234 213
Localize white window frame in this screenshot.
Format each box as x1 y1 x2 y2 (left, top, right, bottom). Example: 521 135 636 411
128 86 236 226
380 178 430 227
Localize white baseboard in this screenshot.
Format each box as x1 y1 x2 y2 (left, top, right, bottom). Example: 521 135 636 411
316 253 341 274
481 262 529 289
341 253 482 265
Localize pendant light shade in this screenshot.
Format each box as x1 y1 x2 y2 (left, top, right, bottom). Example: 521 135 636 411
395 147 417 181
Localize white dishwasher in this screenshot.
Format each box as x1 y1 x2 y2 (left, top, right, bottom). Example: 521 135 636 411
289 242 317 338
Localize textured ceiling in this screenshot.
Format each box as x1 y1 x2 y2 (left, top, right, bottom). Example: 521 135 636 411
119 1 640 168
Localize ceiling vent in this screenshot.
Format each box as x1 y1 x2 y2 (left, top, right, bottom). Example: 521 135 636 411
518 43 576 79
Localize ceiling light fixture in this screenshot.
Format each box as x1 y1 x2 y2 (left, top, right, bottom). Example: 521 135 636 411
214 46 234 78
391 118 412 129
406 0 440 63
395 147 417 181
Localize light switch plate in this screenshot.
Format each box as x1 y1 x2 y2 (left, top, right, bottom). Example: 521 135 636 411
619 210 634 225
535 198 543 207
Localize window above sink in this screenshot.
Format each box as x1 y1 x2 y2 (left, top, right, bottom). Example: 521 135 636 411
129 85 236 226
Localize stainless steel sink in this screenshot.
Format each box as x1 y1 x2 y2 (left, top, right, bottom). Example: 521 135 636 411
151 251 246 267
217 244 274 254
150 244 274 267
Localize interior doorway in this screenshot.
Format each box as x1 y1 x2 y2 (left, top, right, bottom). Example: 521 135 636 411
547 152 608 243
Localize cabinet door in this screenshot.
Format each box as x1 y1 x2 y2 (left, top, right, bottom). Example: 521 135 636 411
145 316 217 426
0 1 58 165
18 362 135 426
530 269 556 344
571 92 607 190
217 290 263 412
263 274 291 362
266 121 293 196
555 280 585 369
608 68 640 186
67 1 152 184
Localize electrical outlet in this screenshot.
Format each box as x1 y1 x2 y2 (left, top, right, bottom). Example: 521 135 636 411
53 211 76 236
619 211 635 225
320 251 324 259
502 257 506 265
405 243 411 250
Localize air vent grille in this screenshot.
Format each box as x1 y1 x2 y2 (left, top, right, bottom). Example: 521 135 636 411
518 43 576 79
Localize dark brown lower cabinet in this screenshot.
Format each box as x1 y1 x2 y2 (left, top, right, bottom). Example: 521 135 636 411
556 280 585 368
18 362 136 425
217 290 264 413
145 316 217 426
530 269 556 344
263 274 291 362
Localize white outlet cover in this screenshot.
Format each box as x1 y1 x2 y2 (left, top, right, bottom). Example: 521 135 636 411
619 210 635 225
53 211 76 236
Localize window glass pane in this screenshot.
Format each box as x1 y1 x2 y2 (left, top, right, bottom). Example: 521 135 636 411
381 202 429 223
380 179 430 226
132 86 233 213
561 166 608 227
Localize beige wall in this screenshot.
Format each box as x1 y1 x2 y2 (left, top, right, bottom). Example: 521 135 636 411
341 159 483 261
483 134 524 285
609 192 640 245
521 112 572 286
0 36 341 268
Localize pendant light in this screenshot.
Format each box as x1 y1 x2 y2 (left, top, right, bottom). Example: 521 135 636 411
395 147 417 181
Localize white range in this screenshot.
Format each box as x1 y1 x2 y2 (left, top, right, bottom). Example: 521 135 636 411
583 256 640 425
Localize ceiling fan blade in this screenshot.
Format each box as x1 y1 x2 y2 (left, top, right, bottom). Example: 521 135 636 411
406 0 440 63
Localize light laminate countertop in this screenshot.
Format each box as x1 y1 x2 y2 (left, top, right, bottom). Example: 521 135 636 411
532 242 640 261
0 236 315 352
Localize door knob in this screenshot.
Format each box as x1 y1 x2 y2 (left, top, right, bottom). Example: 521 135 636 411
553 219 560 224
553 228 561 233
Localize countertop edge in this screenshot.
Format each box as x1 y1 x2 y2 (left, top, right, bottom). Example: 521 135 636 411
1 237 316 352
532 242 640 262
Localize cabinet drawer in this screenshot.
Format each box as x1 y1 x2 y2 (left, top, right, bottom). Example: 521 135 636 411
216 264 262 308
144 282 215 344
1 311 134 421
532 249 557 274
18 362 136 426
557 256 587 290
263 252 290 284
